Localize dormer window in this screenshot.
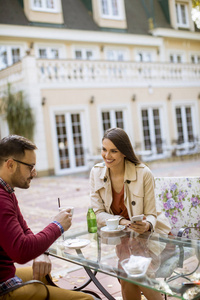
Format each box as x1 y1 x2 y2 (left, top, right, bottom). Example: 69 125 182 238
100 0 123 20
31 0 58 12
175 2 189 28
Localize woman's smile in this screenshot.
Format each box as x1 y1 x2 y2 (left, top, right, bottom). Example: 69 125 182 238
105 159 115 163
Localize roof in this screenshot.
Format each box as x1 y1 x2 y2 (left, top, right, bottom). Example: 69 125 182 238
0 0 29 26
0 0 171 34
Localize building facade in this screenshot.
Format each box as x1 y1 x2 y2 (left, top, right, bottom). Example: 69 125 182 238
0 0 200 175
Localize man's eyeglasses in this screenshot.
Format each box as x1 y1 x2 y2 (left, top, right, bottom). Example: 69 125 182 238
12 159 36 172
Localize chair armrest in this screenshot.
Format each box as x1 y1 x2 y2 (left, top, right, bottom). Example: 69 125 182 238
177 226 199 238
0 280 50 299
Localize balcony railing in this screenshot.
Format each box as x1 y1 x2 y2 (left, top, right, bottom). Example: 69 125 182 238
0 58 200 91
0 61 23 91
37 59 200 86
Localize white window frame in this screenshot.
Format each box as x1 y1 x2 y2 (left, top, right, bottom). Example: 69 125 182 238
99 0 125 20
98 104 132 146
173 104 197 144
175 2 189 28
74 49 94 60
104 47 129 61
168 50 185 63
30 0 59 13
35 44 65 59
190 52 200 64
0 44 23 70
141 108 164 156
50 105 90 175
72 45 99 60
135 49 156 62
138 103 168 159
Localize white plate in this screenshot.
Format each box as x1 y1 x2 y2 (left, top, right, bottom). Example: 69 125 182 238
63 239 90 249
101 225 126 233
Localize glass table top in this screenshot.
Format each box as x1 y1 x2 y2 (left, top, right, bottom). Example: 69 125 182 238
49 228 200 300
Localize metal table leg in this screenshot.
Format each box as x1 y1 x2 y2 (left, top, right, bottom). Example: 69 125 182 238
75 248 116 300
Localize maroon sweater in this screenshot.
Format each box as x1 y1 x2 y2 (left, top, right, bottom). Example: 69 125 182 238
0 185 61 283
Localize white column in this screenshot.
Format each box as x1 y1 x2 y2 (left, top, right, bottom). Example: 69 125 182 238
168 0 177 30
21 55 48 172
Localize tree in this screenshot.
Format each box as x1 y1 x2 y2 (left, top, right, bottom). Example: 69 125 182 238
192 0 200 29
0 84 35 140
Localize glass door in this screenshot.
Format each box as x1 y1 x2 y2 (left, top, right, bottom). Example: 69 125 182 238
141 108 163 156
175 106 194 144
101 109 124 133
55 112 86 172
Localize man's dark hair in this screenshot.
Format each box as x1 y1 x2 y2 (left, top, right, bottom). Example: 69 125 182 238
0 135 37 163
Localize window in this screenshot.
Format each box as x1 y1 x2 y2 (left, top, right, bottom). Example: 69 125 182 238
100 0 123 19
39 49 47 59
105 49 127 61
101 109 124 133
175 106 194 144
141 108 163 155
31 0 58 12
191 54 200 64
38 47 60 59
0 46 21 70
136 52 152 62
135 49 156 62
74 49 94 60
55 113 86 171
169 53 183 63
0 47 7 69
175 2 189 28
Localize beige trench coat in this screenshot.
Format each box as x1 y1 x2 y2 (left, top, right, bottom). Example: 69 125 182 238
90 160 171 234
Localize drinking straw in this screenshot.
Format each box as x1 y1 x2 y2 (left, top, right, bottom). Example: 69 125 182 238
58 197 60 208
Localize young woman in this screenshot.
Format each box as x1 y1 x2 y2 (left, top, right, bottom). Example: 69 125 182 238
90 127 171 300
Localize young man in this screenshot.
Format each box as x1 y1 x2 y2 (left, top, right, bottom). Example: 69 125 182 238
0 135 94 300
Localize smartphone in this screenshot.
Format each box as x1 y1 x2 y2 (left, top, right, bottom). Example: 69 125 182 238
131 214 144 223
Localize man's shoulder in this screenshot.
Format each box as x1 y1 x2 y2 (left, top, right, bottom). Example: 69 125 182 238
0 185 16 202
0 184 7 193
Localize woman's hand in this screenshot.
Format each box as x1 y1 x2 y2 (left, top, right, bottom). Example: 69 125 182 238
119 219 131 227
128 216 150 234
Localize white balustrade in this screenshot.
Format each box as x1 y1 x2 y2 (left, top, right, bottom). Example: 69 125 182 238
1 59 200 89
0 61 23 92
36 60 200 86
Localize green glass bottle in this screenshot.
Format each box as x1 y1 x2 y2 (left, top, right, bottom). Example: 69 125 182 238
87 207 97 233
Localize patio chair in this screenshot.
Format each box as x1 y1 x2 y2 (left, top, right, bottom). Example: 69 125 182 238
0 275 101 299
154 177 200 299
0 279 50 299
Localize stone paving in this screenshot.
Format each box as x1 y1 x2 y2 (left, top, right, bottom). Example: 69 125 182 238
14 155 200 299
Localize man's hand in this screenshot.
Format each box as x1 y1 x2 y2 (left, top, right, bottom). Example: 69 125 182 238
32 254 51 280
54 209 72 231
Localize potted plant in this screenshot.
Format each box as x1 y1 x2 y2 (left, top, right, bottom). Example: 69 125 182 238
0 83 35 140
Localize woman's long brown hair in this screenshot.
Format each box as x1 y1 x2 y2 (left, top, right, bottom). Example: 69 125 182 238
102 128 141 165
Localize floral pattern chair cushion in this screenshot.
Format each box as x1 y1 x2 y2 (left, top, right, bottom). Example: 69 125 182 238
155 177 200 239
